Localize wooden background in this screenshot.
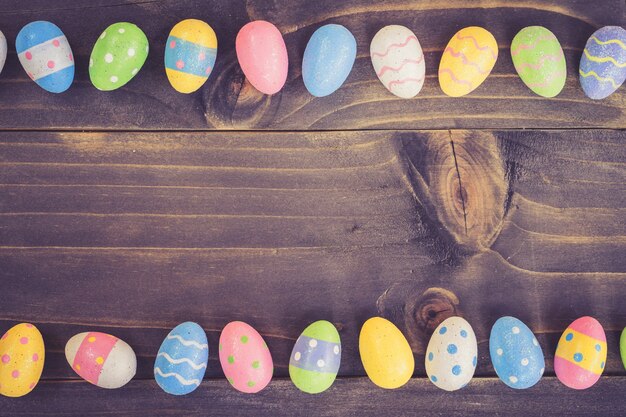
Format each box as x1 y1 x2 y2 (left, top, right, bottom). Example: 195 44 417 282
0 1 624 416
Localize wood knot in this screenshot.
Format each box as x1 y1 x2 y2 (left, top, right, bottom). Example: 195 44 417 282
412 287 460 334
377 279 462 353
203 53 280 128
397 131 508 252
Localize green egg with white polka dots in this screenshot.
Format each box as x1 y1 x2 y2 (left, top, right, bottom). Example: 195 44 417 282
89 22 148 91
289 320 341 394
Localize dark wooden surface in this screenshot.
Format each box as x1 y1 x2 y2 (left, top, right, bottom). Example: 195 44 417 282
0 0 623 130
0 1 625 416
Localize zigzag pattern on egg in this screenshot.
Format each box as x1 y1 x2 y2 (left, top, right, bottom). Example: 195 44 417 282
579 26 626 99
370 26 425 99
511 26 567 98
154 322 208 395
438 27 498 97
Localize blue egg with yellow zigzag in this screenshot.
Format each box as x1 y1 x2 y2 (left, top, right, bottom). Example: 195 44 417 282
580 26 626 100
154 322 208 395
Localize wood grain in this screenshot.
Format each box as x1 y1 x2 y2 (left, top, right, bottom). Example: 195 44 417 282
3 377 626 417
0 130 624 386
0 0 623 130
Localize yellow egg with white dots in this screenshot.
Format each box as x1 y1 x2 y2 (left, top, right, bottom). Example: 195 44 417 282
0 323 45 397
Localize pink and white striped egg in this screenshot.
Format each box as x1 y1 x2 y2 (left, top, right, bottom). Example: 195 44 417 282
65 332 136 389
370 25 425 98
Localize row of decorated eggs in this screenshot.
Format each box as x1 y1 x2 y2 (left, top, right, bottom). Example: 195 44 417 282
0 316 622 397
360 315 610 391
1 21 624 99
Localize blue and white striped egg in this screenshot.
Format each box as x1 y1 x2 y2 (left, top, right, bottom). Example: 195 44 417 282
579 26 626 100
425 316 477 391
489 316 544 389
154 322 208 395
16 21 74 93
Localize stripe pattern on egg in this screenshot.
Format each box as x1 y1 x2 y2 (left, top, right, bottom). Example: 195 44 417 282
154 322 208 395
289 320 341 394
579 26 626 100
165 19 218 94
16 21 74 93
370 25 425 98
554 316 606 389
65 332 136 389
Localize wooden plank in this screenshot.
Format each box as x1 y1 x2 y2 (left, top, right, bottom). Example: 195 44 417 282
0 129 624 386
0 0 623 130
2 377 626 416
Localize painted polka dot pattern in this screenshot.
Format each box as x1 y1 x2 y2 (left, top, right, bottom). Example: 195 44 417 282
489 316 545 389
89 22 149 91
65 332 136 389
219 321 273 394
15 21 74 93
555 316 606 390
165 19 218 94
0 323 45 398
425 316 477 392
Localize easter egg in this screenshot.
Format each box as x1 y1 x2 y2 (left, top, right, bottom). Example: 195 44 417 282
370 25 425 98
439 26 498 97
511 26 566 98
65 332 136 389
236 21 288 95
619 327 626 369
154 322 208 395
426 316 477 391
289 320 341 394
89 22 149 91
489 317 544 389
359 317 414 389
0 323 45 397
165 19 217 94
579 26 626 100
16 21 74 93
0 30 7 75
219 321 273 393
302 24 357 97
554 316 606 389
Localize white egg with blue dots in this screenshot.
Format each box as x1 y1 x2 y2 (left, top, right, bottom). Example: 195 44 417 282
425 316 477 391
489 316 544 389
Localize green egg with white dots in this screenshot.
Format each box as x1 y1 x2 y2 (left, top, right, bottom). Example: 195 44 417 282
289 320 341 394
89 22 148 91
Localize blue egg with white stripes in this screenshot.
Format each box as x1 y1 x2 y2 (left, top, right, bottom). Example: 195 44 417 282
16 21 74 93
489 317 544 389
579 26 626 100
154 322 208 395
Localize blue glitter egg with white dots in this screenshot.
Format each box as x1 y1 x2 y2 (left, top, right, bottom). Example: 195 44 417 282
425 316 477 391
489 316 544 389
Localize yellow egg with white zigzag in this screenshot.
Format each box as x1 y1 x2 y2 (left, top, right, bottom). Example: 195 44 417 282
439 26 498 97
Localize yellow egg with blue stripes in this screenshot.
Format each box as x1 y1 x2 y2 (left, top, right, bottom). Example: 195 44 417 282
165 19 217 94
554 316 606 390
